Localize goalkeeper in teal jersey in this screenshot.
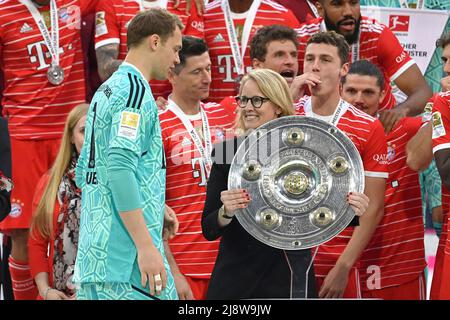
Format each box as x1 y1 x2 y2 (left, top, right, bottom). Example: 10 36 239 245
74 9 183 300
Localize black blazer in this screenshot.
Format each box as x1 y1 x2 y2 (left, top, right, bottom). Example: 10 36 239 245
202 137 317 299
0 117 11 222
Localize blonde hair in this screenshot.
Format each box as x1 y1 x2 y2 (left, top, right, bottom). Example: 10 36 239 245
31 103 89 239
236 69 294 132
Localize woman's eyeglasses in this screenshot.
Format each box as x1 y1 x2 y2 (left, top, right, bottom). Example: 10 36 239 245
235 96 270 109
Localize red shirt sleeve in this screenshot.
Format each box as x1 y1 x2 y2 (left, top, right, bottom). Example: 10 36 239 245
377 26 414 81
94 0 120 50
284 8 301 29
183 3 204 38
432 92 450 154
402 116 422 139
28 174 53 280
363 119 389 178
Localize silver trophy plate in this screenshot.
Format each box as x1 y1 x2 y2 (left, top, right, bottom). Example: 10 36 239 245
47 65 64 85
228 116 365 250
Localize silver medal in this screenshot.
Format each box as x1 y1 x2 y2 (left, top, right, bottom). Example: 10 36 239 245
47 65 64 85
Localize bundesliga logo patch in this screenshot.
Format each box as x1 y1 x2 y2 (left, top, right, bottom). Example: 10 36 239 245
118 111 140 140
432 111 446 139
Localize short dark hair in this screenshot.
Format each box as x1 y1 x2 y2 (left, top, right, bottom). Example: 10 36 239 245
250 25 299 61
127 8 184 49
307 31 349 65
342 59 385 89
172 36 209 74
436 31 450 50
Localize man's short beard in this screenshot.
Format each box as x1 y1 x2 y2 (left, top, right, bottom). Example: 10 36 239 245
324 14 361 45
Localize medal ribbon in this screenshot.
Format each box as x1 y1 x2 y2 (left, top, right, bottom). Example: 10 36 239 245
221 0 262 76
167 98 213 177
20 0 60 67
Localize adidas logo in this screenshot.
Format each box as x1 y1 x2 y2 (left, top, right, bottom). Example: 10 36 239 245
20 22 33 33
213 33 225 43
181 136 192 146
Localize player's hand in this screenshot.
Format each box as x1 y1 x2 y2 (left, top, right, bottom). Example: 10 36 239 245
290 72 321 102
319 264 350 299
174 0 205 15
378 108 407 134
220 189 251 217
347 192 369 217
137 246 168 296
173 272 195 300
156 96 168 111
43 288 70 300
441 75 450 92
163 204 179 240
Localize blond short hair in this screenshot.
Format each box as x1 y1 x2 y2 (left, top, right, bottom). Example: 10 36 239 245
236 68 294 132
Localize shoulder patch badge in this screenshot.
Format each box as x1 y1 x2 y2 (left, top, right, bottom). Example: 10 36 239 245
118 111 140 140
432 111 446 139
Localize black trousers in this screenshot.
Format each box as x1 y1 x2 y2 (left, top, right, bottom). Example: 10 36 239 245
1 235 14 300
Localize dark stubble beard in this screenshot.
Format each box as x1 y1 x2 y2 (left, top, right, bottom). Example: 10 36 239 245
324 14 361 45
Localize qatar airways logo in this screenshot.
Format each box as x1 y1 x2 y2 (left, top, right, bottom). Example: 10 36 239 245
389 15 410 32
373 153 389 165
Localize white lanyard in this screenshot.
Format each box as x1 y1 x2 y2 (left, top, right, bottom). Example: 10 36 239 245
320 20 359 62
20 0 60 67
398 0 410 8
167 98 213 176
221 0 262 75
304 97 347 126
138 0 168 11
416 0 425 10
306 0 320 18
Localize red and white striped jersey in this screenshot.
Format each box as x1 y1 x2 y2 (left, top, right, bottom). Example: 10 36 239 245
359 117 426 290
296 16 415 111
0 0 95 140
219 95 238 120
432 92 450 252
94 0 204 99
203 0 300 103
295 96 388 280
159 101 235 278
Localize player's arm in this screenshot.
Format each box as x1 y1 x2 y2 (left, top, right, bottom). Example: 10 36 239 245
379 64 432 133
432 94 450 189
96 43 122 82
174 0 205 15
107 146 168 296
163 240 194 299
435 148 450 189
393 64 432 117
406 122 433 171
319 176 385 298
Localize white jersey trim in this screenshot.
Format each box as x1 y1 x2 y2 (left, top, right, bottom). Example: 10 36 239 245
433 143 450 154
95 38 120 50
390 60 415 82
365 171 389 178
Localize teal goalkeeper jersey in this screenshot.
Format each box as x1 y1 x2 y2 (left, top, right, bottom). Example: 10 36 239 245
74 63 168 284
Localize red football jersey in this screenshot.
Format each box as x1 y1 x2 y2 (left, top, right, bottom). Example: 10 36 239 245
0 0 95 140
94 0 204 99
296 16 415 111
204 0 300 103
295 96 388 282
159 100 235 278
359 117 426 291
431 91 450 299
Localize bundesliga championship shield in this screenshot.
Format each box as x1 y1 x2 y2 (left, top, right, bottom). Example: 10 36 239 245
228 116 365 250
